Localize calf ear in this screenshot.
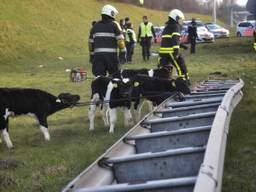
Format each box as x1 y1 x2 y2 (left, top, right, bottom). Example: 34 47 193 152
112 83 118 88
56 99 61 103
134 82 140 87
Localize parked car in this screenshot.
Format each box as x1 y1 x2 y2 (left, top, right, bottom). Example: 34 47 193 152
181 25 189 44
236 20 256 37
181 25 214 43
205 23 230 38
196 26 215 43
183 20 204 27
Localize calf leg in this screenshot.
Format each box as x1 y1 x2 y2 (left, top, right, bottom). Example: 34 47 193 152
101 103 109 126
109 108 117 133
88 93 100 131
1 117 13 148
146 100 153 111
135 100 145 122
37 115 50 140
123 108 133 127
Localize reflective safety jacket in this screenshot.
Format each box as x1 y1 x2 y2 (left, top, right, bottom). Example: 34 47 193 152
89 16 125 55
159 19 181 57
138 22 155 39
125 28 137 43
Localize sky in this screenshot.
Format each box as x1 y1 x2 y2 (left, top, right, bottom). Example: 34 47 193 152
236 0 248 6
201 0 248 6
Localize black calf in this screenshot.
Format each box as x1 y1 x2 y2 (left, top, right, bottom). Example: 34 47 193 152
89 76 133 133
0 88 80 148
131 75 191 108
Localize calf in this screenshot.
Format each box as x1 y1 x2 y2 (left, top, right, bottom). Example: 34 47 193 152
88 76 133 133
121 67 170 79
0 88 80 148
131 75 190 119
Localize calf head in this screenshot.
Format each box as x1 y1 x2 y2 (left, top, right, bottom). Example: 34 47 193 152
153 67 171 79
112 78 133 99
175 77 191 95
158 64 173 74
57 93 80 106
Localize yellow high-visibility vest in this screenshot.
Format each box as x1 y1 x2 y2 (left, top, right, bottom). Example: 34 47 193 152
126 29 137 43
140 22 153 38
254 43 256 51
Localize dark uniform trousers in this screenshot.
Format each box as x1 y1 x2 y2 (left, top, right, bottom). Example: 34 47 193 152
126 42 135 62
159 53 188 80
140 37 152 61
92 53 119 77
190 36 196 54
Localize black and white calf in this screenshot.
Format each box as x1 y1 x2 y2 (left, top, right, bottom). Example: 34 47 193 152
131 75 191 119
88 76 133 133
121 67 170 79
0 88 80 148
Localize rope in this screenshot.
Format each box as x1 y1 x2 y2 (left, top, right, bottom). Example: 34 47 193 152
74 91 179 107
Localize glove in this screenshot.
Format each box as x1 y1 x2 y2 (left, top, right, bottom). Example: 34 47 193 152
89 54 94 64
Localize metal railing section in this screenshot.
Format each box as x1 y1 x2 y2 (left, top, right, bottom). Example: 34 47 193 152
194 79 244 192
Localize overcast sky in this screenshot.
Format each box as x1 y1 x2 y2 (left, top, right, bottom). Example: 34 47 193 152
236 0 248 6
201 0 248 6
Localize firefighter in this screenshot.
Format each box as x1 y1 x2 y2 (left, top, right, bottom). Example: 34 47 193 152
158 9 190 83
125 22 137 63
188 18 198 54
138 16 156 61
88 4 126 77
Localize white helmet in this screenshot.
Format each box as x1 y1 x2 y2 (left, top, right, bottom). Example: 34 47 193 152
168 9 185 25
101 4 118 19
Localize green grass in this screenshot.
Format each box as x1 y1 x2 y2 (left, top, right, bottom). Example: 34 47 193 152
1 0 256 191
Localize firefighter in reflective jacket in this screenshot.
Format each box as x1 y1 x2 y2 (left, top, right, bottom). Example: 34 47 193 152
88 5 126 77
158 9 189 82
125 22 137 63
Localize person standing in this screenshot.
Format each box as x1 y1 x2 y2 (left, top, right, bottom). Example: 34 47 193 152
88 5 126 77
119 19 125 30
125 22 137 63
124 17 130 27
119 19 127 64
158 9 190 84
253 27 256 51
138 16 156 61
188 18 198 54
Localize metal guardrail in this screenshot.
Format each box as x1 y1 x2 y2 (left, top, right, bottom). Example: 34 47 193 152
62 79 244 192
194 79 244 192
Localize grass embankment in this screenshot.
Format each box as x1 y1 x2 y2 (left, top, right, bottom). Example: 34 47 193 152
0 0 256 191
